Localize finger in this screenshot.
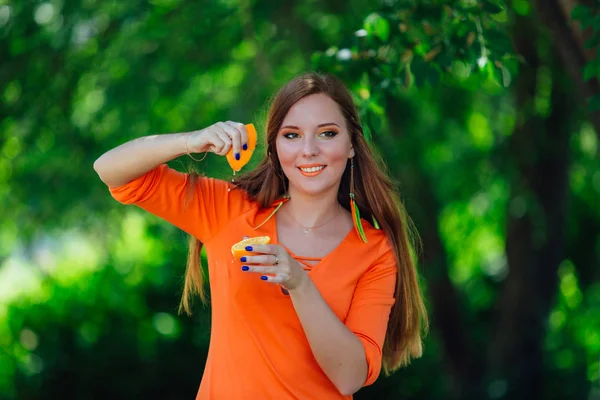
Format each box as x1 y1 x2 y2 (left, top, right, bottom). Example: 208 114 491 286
242 266 280 274
206 131 225 154
245 244 279 255
218 122 241 159
226 121 248 152
240 255 278 265
214 127 232 155
260 274 290 284
223 121 245 157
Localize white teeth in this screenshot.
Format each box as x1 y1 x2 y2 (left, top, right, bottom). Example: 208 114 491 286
300 166 325 173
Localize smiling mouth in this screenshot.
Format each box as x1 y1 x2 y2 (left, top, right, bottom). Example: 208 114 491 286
298 165 326 176
299 165 325 172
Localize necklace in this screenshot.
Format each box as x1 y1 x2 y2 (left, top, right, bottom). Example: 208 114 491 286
285 205 342 235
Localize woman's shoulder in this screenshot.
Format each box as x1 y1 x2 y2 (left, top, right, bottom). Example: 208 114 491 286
359 221 398 267
180 171 260 216
335 219 392 259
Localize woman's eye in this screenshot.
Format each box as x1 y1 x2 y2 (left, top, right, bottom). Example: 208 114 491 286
283 132 299 139
319 130 338 138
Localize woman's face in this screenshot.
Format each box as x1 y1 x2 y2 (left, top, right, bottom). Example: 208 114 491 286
275 93 355 199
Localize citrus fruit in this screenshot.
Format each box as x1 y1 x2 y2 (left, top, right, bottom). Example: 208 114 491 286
231 236 271 259
226 123 257 172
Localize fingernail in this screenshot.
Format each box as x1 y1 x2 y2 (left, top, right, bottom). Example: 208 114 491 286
240 256 247 262
243 143 248 151
235 153 240 160
241 266 249 271
260 276 268 280
245 246 252 251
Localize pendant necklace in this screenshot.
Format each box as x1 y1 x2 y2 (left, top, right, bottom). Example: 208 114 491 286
286 206 342 235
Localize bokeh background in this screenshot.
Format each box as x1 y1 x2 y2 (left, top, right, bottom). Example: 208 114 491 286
1 0 599 399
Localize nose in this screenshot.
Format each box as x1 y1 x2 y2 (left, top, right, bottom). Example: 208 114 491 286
301 136 319 158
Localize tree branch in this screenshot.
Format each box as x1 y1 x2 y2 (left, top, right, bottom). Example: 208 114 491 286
532 0 600 139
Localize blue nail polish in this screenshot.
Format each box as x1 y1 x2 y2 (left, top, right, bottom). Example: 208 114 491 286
241 266 249 271
243 143 248 151
245 246 252 251
260 276 268 280
240 256 246 262
235 153 240 160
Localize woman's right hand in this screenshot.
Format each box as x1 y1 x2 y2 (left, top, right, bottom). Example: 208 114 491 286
186 121 249 158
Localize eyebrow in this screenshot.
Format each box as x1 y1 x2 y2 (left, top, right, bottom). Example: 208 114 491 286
280 123 340 130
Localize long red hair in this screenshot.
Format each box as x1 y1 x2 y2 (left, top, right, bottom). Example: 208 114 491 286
180 72 428 372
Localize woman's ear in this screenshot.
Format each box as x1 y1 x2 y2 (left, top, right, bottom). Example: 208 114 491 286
349 146 355 158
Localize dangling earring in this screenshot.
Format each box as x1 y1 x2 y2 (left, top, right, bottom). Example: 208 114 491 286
350 158 368 243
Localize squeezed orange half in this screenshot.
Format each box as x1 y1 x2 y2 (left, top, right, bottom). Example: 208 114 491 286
226 123 257 172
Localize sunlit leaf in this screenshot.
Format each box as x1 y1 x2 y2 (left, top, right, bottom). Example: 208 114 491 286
364 13 390 42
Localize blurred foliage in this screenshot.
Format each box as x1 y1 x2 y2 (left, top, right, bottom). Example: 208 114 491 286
571 2 600 112
1 0 600 399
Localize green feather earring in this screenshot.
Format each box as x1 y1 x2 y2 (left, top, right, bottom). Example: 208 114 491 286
350 158 368 243
372 215 381 229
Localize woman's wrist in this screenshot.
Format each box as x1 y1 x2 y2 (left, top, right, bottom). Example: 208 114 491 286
179 130 207 161
288 273 313 297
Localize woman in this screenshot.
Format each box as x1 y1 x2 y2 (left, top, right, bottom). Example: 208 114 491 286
94 72 428 399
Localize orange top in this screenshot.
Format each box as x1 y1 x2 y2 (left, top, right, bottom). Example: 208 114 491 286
109 165 397 399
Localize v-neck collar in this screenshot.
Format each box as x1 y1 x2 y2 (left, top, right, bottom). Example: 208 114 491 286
268 211 357 272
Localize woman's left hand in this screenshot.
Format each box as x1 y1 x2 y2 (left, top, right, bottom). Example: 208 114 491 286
240 244 308 291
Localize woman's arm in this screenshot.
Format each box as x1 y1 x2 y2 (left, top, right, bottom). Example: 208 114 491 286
94 132 190 188
93 121 248 188
289 278 368 396
244 242 397 395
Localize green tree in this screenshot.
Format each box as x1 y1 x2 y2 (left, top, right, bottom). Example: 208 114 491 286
1 0 598 399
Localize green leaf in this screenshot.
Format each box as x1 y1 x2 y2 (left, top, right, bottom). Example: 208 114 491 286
310 52 322 68
570 5 589 21
485 29 515 54
571 5 593 28
583 63 597 82
364 13 390 42
411 56 427 86
588 94 600 113
482 0 503 14
411 55 442 87
493 62 512 87
368 99 385 116
426 65 441 86
584 33 600 49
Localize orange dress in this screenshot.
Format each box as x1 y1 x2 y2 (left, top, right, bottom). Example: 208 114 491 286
109 165 397 399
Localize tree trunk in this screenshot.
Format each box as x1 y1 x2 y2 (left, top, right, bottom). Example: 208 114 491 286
382 95 483 400
489 11 572 399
